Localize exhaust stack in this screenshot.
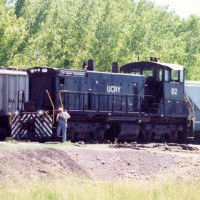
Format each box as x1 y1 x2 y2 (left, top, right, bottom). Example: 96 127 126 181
112 62 118 73
87 59 94 71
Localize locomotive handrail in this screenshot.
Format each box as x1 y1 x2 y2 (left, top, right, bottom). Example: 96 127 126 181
59 90 148 97
59 90 70 111
46 90 55 124
59 90 145 114
59 90 189 115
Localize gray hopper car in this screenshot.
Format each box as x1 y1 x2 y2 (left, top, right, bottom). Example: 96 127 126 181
0 68 28 140
185 81 200 143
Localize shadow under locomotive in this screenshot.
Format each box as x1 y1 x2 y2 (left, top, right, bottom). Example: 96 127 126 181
11 60 194 143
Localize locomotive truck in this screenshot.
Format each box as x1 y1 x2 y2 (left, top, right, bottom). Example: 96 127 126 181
10 60 197 143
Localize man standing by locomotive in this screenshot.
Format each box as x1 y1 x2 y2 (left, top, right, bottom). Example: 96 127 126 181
56 107 71 143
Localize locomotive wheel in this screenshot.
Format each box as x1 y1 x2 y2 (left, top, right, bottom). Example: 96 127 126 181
177 121 188 144
160 134 165 143
136 133 145 143
151 132 156 142
104 129 115 143
85 132 97 143
164 133 171 143
159 134 170 143
194 134 200 144
0 128 7 141
177 131 188 143
70 132 78 143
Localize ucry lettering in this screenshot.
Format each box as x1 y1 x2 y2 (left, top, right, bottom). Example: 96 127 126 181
107 86 121 93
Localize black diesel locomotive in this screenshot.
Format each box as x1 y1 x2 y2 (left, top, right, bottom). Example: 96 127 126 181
11 60 194 143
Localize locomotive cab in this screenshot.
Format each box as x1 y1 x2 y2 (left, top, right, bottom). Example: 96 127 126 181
120 61 188 117
162 63 188 117
120 61 189 143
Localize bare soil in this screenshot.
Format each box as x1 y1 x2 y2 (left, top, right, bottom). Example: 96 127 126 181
0 142 200 183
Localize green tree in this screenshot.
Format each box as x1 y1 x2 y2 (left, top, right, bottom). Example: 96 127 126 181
0 0 26 66
178 15 200 80
5 0 200 80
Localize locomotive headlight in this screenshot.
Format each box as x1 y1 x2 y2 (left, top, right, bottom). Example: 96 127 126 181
38 110 44 115
14 110 19 116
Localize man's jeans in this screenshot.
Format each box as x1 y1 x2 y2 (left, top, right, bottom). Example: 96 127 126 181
57 122 67 143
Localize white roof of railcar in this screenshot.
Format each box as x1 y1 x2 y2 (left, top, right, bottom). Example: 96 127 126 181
185 81 200 86
158 63 184 70
0 69 27 75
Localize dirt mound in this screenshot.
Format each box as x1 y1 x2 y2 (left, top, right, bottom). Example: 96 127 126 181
0 143 200 183
0 148 89 183
65 147 200 182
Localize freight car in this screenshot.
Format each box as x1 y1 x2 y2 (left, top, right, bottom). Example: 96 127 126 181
11 60 195 143
0 68 28 140
185 81 200 143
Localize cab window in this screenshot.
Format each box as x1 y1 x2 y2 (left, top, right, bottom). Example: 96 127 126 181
179 70 184 82
130 68 141 75
171 70 178 81
142 69 153 77
165 70 170 81
156 69 162 81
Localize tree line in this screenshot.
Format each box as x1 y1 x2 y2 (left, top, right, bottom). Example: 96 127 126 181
1 0 200 80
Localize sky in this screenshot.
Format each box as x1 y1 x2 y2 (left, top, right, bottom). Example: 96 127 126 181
152 0 200 18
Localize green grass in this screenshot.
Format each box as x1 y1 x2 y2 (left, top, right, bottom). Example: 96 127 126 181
0 141 111 152
0 177 199 200
0 141 75 151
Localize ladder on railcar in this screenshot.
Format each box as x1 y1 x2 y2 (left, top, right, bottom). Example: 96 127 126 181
186 95 195 139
